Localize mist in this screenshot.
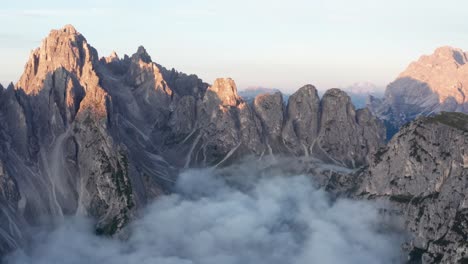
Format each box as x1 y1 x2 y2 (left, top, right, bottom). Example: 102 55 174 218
5 164 405 264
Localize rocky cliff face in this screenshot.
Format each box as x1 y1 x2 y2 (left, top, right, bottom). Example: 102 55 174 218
281 87 386 167
0 24 136 241
358 112 468 263
0 25 385 255
2 24 467 264
369 46 468 138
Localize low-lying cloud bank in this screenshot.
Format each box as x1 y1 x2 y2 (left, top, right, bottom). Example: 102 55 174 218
6 167 405 264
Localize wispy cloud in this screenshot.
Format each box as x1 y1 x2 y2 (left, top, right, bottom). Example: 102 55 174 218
0 8 115 18
0 33 38 49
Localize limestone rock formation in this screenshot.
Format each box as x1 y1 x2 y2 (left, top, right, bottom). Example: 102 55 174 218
253 92 284 151
370 46 468 137
358 112 468 263
1 24 138 243
281 86 386 167
282 85 321 153
0 25 385 256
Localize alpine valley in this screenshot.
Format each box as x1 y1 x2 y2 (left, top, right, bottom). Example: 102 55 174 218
1 25 467 264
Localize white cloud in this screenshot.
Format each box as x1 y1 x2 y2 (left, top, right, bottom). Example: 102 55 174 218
6 165 405 264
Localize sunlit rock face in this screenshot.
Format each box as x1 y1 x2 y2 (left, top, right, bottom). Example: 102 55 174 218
1 24 135 242
369 46 468 137
0 25 385 255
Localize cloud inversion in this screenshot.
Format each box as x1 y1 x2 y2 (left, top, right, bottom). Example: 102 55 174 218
6 166 405 264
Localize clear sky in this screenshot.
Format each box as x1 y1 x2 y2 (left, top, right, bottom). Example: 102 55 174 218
1 0 467 92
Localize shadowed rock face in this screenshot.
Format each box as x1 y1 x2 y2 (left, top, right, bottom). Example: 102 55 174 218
370 46 468 138
253 92 284 146
358 112 468 263
282 84 321 151
317 89 385 168
280 87 386 167
0 25 385 255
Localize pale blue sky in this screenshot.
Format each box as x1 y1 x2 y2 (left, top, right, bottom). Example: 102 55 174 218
1 0 467 92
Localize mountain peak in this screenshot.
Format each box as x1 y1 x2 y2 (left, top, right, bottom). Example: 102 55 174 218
16 25 99 94
294 84 318 98
61 24 78 34
7 82 14 90
371 45 468 133
109 50 119 59
208 78 240 106
14 25 108 118
323 88 350 99
390 45 468 105
432 46 467 65
132 45 152 63
433 45 463 55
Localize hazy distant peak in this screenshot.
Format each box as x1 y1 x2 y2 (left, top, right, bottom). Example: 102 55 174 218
242 86 279 92
342 81 381 94
238 86 282 103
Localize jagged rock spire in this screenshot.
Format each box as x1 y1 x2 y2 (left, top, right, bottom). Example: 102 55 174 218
14 25 109 118
62 24 78 34
132 45 152 63
207 78 240 107
16 24 99 95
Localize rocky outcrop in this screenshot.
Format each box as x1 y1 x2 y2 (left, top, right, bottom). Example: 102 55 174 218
0 159 24 254
282 85 321 153
253 92 285 151
0 25 386 255
317 89 383 167
359 112 468 263
369 46 468 137
281 86 386 167
1 24 139 242
5 24 468 264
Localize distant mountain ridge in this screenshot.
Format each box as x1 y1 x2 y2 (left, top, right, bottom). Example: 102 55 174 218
239 83 384 109
341 82 384 109
238 86 284 103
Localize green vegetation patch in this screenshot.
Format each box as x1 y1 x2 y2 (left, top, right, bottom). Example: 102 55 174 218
389 194 414 203
425 112 468 132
